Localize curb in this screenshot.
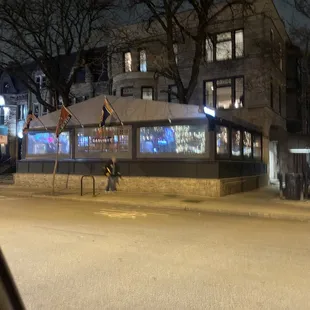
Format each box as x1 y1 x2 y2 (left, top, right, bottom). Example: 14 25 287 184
20 193 310 223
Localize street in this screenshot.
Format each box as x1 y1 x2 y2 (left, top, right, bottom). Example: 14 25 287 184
0 196 310 310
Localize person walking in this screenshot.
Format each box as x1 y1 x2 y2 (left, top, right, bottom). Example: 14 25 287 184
104 156 121 192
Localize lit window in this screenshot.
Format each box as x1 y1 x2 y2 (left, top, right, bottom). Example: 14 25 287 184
235 77 244 108
243 131 252 158
216 32 232 60
139 125 206 155
141 87 153 100
204 77 244 110
173 43 178 64
124 52 132 72
216 125 229 155
235 30 244 58
139 49 147 72
253 135 262 159
216 79 232 109
232 129 242 156
206 38 214 62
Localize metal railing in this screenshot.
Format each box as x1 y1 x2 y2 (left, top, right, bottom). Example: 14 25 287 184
80 175 96 197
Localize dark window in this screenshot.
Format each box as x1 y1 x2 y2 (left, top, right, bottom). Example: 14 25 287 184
121 87 133 97
3 83 9 94
74 68 86 83
0 108 4 125
168 85 178 103
279 86 282 115
112 89 116 96
270 80 274 109
204 77 244 109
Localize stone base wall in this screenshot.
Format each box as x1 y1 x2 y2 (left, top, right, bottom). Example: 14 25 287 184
13 173 268 197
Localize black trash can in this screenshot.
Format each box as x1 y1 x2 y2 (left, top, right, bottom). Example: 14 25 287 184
285 173 303 200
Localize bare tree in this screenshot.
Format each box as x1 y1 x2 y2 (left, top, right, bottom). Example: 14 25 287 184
0 0 117 111
113 0 254 105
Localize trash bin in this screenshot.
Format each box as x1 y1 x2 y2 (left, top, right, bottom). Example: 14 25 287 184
285 173 303 200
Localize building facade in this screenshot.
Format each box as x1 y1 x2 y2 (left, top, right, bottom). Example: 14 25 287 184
109 0 301 181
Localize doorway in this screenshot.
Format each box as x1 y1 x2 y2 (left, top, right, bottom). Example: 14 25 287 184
269 141 278 181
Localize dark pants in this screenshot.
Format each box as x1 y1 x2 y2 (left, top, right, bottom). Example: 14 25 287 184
106 176 117 191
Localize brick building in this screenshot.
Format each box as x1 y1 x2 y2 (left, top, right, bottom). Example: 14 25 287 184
109 0 303 181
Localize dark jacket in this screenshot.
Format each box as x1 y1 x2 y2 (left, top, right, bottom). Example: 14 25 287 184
104 160 121 177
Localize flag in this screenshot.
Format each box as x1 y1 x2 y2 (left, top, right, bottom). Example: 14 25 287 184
22 110 36 134
100 97 114 127
56 106 71 138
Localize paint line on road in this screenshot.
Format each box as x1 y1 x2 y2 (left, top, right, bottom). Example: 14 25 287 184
94 209 148 219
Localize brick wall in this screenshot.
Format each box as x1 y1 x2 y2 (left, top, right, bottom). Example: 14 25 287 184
14 173 268 197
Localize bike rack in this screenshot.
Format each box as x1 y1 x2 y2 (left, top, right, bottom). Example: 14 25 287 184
80 175 96 197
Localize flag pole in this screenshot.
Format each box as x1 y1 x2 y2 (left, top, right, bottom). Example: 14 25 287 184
105 96 123 126
52 137 60 195
34 115 48 131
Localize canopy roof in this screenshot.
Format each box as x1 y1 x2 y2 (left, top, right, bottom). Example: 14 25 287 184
30 95 205 129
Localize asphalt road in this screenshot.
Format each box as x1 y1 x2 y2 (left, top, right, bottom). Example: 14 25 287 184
0 196 310 310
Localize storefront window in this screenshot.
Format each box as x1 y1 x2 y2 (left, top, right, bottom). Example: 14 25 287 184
243 131 252 158
139 125 206 155
231 129 242 156
253 135 262 159
216 125 229 155
75 126 130 158
27 131 70 156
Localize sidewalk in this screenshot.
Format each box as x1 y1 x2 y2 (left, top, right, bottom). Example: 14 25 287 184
1 185 310 222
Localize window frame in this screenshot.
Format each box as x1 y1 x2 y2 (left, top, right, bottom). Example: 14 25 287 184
206 29 244 62
215 125 230 158
121 86 134 97
168 85 178 103
123 51 132 73
139 49 147 72
141 86 154 100
203 76 244 109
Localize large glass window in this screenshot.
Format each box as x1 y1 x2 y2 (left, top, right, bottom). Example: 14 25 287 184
27 132 70 157
216 126 229 155
75 126 130 158
231 129 242 156
243 131 252 158
253 135 262 159
139 125 206 155
204 77 244 109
